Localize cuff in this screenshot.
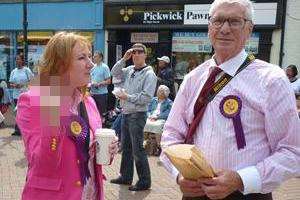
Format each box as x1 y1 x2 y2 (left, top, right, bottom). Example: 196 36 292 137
237 166 262 194
127 94 134 103
171 165 179 181
120 58 126 65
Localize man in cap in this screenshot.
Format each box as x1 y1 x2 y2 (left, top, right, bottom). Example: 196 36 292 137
157 56 175 100
160 0 300 199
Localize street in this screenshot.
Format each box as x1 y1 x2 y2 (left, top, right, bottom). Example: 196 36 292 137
0 125 299 200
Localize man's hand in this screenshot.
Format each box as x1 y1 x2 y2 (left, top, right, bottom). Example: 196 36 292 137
123 49 133 61
177 174 206 197
91 83 99 89
199 170 244 199
117 90 128 100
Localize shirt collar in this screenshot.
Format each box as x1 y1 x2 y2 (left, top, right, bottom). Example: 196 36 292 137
211 49 247 77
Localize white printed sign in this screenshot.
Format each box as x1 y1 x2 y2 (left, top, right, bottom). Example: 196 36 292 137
184 3 278 25
131 32 159 43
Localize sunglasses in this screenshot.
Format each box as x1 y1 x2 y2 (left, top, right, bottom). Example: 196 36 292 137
132 49 145 54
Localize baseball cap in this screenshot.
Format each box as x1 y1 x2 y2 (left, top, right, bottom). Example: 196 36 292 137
157 56 170 64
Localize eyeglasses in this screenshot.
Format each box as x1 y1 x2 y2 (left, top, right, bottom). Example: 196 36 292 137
208 16 251 29
132 49 145 54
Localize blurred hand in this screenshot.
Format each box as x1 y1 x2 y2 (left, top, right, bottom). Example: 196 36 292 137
109 136 119 156
91 83 99 89
117 90 128 100
199 169 244 199
178 174 205 197
149 116 157 121
123 49 133 61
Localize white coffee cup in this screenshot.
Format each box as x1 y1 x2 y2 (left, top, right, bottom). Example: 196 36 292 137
95 128 116 165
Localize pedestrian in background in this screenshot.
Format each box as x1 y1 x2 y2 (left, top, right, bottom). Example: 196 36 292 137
157 56 175 100
16 32 118 200
90 51 111 118
9 54 34 136
110 43 157 191
285 64 300 98
160 0 300 199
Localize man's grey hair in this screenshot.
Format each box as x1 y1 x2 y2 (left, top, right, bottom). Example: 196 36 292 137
158 85 170 98
209 0 254 21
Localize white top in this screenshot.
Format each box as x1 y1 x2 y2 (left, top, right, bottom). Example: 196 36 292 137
290 78 300 95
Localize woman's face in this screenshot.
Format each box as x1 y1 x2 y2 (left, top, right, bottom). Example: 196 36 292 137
157 89 166 100
66 42 93 87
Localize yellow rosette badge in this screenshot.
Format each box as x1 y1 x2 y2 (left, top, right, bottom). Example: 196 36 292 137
223 98 239 115
71 121 82 136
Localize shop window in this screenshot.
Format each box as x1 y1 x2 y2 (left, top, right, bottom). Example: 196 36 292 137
172 32 212 85
17 31 95 74
171 32 260 85
0 32 10 81
18 31 53 74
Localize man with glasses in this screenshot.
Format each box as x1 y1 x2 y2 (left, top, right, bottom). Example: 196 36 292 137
160 0 300 199
110 43 157 191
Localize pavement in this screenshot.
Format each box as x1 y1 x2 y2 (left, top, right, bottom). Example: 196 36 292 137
0 109 300 200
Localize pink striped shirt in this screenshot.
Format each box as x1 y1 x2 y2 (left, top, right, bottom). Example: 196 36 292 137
160 50 300 194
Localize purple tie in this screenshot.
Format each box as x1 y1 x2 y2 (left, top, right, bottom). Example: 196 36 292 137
185 67 223 144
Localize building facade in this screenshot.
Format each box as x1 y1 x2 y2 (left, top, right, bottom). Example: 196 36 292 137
281 0 300 70
0 0 105 80
104 0 284 84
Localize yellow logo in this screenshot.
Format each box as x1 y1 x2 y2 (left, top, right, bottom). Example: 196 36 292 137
71 121 82 136
120 6 133 22
223 98 239 115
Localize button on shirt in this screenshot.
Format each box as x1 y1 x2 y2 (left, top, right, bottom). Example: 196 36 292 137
90 62 111 95
160 49 300 194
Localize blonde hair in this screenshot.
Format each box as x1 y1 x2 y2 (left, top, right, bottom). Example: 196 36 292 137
39 32 91 76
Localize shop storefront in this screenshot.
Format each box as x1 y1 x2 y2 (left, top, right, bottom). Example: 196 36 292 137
104 0 283 84
0 0 105 80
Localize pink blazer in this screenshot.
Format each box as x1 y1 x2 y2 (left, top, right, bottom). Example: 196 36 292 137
16 87 104 200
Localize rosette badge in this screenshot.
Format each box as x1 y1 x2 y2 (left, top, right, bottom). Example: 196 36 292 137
220 95 246 150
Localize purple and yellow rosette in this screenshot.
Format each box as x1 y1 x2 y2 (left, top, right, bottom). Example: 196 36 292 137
62 115 91 185
220 95 246 150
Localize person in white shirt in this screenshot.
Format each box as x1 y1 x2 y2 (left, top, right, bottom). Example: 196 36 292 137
285 64 300 98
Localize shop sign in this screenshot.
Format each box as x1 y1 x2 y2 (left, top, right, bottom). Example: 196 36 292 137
28 45 45 73
143 11 183 24
184 3 278 25
131 32 159 43
172 32 212 53
184 4 210 25
105 5 184 26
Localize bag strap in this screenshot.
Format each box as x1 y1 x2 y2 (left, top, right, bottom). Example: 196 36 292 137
206 54 255 103
78 101 90 149
185 54 255 143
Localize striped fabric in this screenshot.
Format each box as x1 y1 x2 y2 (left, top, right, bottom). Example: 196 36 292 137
160 50 300 194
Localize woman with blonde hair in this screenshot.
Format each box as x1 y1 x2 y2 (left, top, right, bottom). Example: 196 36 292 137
16 32 118 200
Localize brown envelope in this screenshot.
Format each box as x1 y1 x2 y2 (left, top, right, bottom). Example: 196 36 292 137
164 144 215 180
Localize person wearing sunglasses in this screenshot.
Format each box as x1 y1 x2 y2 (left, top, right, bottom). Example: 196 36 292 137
110 43 157 191
160 0 300 199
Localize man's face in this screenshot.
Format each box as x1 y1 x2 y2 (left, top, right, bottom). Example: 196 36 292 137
158 60 167 68
286 68 294 80
208 3 253 58
132 48 146 66
16 56 23 67
93 54 102 64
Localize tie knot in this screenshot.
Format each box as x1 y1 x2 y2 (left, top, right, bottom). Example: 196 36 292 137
209 67 222 80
